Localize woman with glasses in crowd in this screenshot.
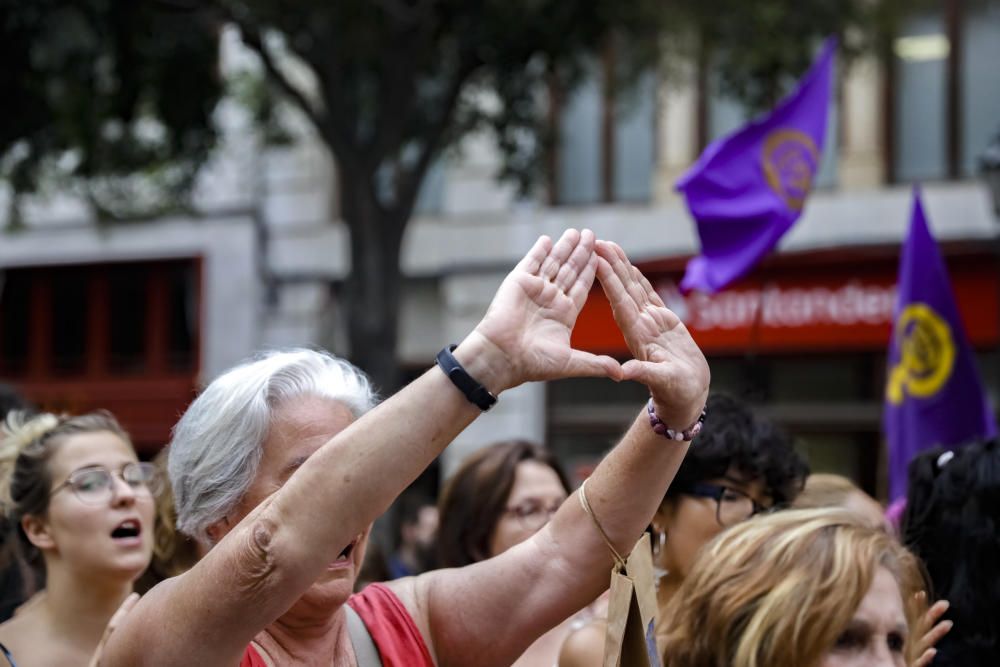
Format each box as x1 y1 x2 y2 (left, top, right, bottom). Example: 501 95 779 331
559 393 808 666
0 411 157 666
437 440 587 667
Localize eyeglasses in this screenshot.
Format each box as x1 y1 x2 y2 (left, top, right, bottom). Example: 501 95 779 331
504 499 563 531
50 462 160 506
681 482 768 527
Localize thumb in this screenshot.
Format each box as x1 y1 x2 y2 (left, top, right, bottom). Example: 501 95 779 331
564 351 623 381
621 359 661 386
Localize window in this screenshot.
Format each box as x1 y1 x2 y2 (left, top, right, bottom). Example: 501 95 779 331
890 1 1000 181
50 267 88 376
892 12 949 181
961 3 1000 176
0 271 31 376
553 57 656 205
0 259 199 380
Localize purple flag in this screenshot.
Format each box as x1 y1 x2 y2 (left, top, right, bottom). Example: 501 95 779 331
884 188 997 500
678 39 836 294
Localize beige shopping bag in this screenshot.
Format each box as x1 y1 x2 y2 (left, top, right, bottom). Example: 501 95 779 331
601 533 661 667
578 480 661 667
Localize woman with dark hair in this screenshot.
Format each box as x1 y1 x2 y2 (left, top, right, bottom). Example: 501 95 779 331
560 393 809 665
903 439 1000 666
438 440 579 666
437 440 570 568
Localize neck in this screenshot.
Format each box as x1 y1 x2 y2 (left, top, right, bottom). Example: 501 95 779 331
656 572 683 614
258 605 351 664
41 561 133 646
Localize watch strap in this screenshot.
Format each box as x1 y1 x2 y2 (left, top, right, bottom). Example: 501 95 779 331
436 345 498 411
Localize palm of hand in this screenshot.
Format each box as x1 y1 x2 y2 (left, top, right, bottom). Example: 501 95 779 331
473 230 621 387
596 241 710 427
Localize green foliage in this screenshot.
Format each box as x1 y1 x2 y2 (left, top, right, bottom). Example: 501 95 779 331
0 0 221 221
0 0 901 218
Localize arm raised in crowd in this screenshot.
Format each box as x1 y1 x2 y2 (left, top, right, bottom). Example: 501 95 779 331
403 240 710 667
102 229 621 667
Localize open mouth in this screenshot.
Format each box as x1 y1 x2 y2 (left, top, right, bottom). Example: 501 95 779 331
329 535 361 569
337 537 358 560
111 519 142 540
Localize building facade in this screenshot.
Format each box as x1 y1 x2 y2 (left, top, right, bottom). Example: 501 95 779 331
1 8 998 494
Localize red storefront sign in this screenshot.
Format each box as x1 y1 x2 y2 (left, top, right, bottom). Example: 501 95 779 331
572 253 1000 355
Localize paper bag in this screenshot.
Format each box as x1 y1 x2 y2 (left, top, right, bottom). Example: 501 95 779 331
602 533 661 667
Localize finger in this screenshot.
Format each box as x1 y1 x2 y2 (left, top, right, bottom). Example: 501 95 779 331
567 253 599 310
515 235 552 275
602 242 649 308
108 592 140 629
913 648 937 667
921 620 953 649
596 256 641 321
621 359 663 386
563 350 623 380
554 230 596 293
89 593 139 667
540 229 581 282
926 599 950 624
634 266 665 308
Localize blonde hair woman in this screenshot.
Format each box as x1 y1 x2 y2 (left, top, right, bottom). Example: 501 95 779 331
661 509 925 667
0 411 156 666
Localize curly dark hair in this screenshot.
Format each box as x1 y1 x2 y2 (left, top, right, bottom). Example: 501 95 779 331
902 439 1000 666
664 393 809 507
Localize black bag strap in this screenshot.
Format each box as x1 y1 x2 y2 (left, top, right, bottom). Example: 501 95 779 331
345 604 383 667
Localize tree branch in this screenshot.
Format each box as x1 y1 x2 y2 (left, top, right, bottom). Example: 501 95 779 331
392 59 480 221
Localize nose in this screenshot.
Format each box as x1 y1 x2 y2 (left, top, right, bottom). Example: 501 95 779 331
870 643 899 667
109 475 138 507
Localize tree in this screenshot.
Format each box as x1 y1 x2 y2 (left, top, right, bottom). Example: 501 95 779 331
1 0 878 392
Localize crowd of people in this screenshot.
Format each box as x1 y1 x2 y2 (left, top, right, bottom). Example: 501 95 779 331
0 229 993 666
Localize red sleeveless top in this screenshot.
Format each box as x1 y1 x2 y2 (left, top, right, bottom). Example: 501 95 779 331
240 583 433 666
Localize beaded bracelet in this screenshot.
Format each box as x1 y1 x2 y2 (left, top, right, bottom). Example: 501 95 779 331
646 398 706 442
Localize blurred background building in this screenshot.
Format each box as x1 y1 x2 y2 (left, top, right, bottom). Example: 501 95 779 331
1 4 998 498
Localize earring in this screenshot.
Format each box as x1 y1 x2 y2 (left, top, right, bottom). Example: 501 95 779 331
651 528 669 588
651 527 667 556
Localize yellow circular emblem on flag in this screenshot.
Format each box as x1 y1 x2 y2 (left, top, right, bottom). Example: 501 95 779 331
761 129 820 212
887 303 956 405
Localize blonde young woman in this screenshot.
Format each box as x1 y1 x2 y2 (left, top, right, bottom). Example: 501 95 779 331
0 412 156 666
660 509 938 667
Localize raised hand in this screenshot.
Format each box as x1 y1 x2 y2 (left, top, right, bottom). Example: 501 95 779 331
912 593 952 667
595 240 709 431
469 229 623 390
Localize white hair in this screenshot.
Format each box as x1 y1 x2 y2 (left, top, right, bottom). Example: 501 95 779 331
168 348 378 542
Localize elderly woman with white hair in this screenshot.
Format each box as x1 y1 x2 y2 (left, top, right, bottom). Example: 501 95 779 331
102 229 710 666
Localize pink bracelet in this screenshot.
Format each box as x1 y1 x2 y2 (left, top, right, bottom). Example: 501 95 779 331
647 398 706 442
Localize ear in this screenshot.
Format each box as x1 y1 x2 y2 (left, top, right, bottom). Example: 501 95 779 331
652 498 677 534
21 514 56 552
204 515 231 545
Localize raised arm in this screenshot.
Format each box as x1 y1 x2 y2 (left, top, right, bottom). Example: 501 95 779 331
411 240 710 667
103 229 621 666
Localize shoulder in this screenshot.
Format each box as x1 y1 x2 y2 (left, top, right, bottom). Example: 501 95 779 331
557 619 606 667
